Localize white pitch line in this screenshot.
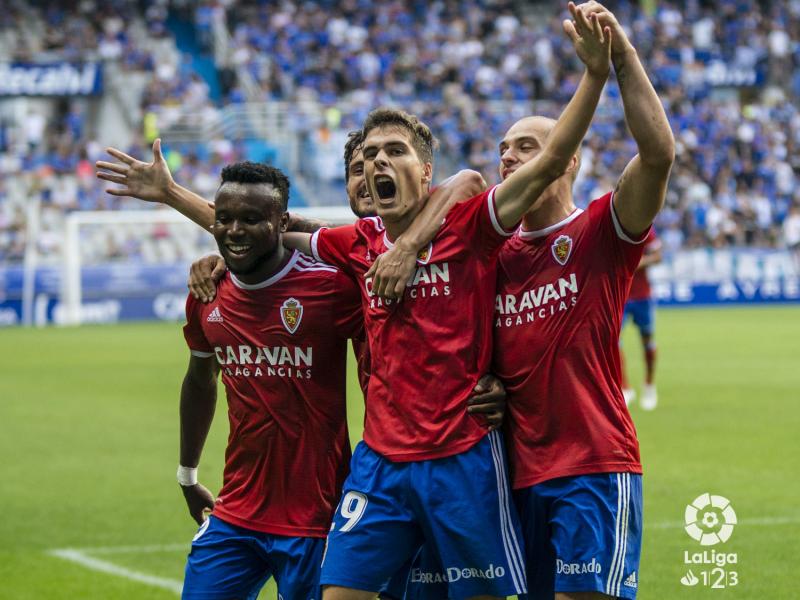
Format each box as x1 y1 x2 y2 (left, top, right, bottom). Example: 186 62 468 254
48 548 183 595
71 543 189 555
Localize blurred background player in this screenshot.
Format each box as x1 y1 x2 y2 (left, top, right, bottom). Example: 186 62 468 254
179 162 362 600
621 228 662 410
784 205 800 274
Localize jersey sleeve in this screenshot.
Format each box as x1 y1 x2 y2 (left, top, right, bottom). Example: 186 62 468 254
445 185 517 259
593 191 651 275
182 294 215 358
310 225 358 276
331 270 365 341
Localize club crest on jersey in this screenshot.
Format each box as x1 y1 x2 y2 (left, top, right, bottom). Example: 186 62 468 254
416 242 433 265
280 298 303 334
551 234 572 265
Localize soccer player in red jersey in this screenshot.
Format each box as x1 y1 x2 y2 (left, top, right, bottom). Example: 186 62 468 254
283 12 611 599
621 229 662 410
368 3 674 598
178 161 363 599
337 132 499 415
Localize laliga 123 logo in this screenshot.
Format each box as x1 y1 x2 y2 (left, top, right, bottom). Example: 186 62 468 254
684 493 737 546
680 494 739 589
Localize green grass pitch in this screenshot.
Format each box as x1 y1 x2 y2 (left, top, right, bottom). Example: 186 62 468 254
0 306 798 599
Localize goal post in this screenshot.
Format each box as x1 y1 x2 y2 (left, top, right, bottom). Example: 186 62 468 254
60 207 357 326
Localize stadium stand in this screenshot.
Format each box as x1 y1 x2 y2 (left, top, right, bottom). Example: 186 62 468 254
2 0 800 267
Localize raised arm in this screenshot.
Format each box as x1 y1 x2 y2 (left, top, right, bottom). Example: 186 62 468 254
178 354 219 525
494 2 611 229
581 1 675 236
97 141 336 234
365 169 488 299
96 138 216 230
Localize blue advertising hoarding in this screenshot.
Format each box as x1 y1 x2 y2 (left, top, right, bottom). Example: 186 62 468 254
0 62 103 96
0 263 189 326
648 248 799 305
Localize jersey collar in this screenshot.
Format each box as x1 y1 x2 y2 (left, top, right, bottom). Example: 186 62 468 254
230 250 299 290
518 208 584 240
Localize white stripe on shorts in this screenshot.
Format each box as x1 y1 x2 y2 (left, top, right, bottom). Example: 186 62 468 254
489 432 527 594
606 473 624 595
488 431 527 594
487 432 521 592
606 473 631 596
614 474 632 596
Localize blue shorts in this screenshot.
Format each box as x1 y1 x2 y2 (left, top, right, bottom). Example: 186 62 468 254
514 473 643 600
182 515 324 600
623 299 655 337
320 431 527 599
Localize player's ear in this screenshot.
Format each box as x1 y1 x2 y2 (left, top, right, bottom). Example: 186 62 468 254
421 161 433 185
566 151 581 178
279 211 290 233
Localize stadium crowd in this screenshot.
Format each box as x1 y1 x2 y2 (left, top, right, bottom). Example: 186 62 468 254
2 0 800 264
0 0 233 263
222 0 800 252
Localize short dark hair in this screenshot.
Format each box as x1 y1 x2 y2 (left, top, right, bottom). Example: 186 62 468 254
344 130 363 182
220 161 290 210
362 108 438 165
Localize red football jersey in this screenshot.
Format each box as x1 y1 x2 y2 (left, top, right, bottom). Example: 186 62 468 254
183 250 362 537
628 229 661 301
493 192 646 489
310 187 515 461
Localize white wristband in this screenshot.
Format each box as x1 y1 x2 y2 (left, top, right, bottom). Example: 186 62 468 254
177 465 198 486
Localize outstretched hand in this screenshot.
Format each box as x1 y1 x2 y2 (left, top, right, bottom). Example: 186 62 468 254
96 138 175 202
563 1 612 78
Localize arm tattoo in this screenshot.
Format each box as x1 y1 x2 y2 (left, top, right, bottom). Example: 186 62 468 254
288 215 334 234
612 53 628 89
